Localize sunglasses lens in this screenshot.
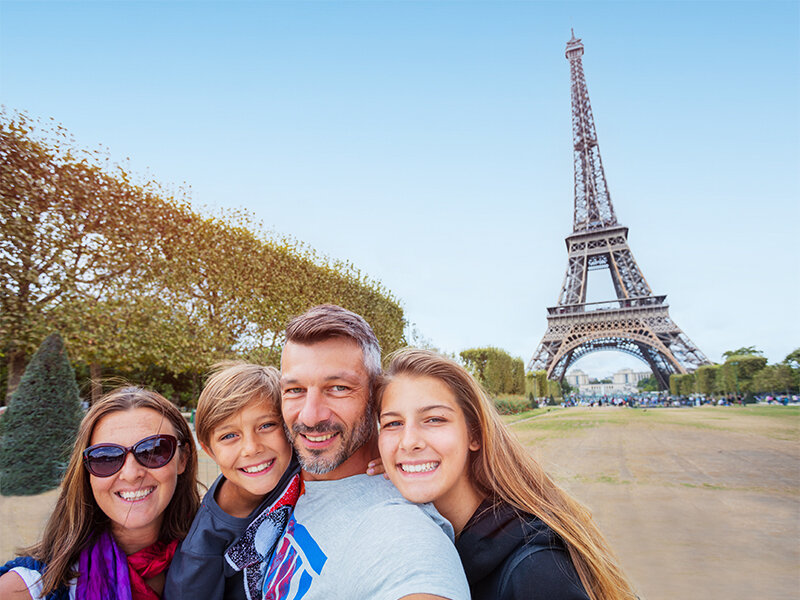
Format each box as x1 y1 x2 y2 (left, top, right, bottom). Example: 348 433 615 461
86 446 125 477
134 436 176 469
84 435 177 477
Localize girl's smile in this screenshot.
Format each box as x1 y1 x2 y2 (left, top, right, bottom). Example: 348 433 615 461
378 374 482 529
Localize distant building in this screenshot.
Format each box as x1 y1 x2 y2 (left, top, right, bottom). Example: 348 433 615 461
565 369 590 388
566 367 652 396
612 368 651 387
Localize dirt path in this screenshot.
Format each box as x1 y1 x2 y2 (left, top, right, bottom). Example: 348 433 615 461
2 407 797 599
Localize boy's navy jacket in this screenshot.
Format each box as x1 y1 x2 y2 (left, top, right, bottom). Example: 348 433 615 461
164 454 300 600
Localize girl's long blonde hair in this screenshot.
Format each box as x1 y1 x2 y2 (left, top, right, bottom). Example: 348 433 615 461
380 348 636 600
24 387 200 595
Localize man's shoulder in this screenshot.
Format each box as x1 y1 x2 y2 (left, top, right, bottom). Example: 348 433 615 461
345 477 456 542
298 475 454 540
301 473 399 505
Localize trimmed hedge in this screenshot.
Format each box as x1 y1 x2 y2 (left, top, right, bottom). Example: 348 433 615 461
0 333 83 496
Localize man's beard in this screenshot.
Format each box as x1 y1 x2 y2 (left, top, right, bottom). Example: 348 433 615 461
286 403 376 475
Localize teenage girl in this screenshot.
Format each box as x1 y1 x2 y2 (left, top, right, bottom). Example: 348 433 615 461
377 348 636 600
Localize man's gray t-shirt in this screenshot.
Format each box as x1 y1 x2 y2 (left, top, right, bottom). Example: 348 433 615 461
260 474 469 600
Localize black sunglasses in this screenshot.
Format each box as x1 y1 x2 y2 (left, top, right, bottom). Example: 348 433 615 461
83 434 182 478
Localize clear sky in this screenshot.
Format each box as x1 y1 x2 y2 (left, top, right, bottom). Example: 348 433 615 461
1 1 798 378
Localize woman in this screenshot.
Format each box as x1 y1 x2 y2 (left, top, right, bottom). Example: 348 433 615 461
0 387 200 599
377 349 637 600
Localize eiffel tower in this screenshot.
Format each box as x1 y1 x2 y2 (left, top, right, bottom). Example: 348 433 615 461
528 31 709 389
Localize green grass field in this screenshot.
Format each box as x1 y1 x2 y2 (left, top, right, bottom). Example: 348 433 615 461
502 404 800 441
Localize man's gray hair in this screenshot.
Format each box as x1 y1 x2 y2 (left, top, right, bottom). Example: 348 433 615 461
284 304 382 383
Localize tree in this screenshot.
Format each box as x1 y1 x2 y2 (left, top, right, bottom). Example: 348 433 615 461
637 375 659 392
2 111 406 401
1 111 185 398
670 373 695 396
784 348 800 370
680 373 696 396
509 358 526 395
460 347 525 395
694 365 720 396
0 333 83 495
547 378 563 401
527 370 549 401
752 364 797 394
722 355 768 395
722 346 763 359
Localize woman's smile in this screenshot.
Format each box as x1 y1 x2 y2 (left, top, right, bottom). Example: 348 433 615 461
397 461 440 474
379 374 480 518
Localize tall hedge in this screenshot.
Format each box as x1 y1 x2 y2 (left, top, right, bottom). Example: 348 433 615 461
460 347 526 396
2 111 405 401
0 333 83 495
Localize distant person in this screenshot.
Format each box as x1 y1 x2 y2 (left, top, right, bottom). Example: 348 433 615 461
377 348 637 600
0 387 200 599
260 305 469 599
164 363 301 600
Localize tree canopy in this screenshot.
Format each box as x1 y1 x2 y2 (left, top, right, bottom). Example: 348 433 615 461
1 110 405 401
636 375 659 392
722 346 763 359
460 347 525 396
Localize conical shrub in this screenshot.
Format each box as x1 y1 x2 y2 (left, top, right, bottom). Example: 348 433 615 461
0 333 83 495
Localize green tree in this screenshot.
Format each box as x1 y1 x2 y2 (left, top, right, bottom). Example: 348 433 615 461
784 348 800 370
722 355 768 395
637 375 659 392
680 373 696 396
694 365 720 396
460 347 524 395
752 364 797 394
722 346 763 359
526 370 550 402
670 373 695 396
2 111 406 402
547 378 563 401
509 358 525 395
0 333 83 495
0 111 188 399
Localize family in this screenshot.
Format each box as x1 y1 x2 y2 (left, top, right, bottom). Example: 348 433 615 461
0 305 636 599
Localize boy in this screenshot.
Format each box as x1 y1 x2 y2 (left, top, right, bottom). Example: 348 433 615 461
164 362 301 600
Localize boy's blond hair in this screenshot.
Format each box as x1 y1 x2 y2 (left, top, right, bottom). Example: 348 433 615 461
195 361 282 447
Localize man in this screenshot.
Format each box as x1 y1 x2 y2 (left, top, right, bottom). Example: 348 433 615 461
260 305 469 600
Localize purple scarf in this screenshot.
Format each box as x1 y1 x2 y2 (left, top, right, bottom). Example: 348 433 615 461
76 531 132 600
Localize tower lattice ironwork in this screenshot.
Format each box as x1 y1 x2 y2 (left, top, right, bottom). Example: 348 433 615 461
528 32 709 389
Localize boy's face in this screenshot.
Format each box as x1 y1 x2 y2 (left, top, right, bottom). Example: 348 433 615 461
201 400 292 503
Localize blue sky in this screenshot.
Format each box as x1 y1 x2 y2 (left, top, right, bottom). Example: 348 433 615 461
1 1 798 377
